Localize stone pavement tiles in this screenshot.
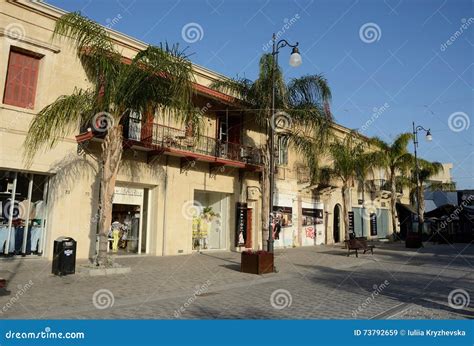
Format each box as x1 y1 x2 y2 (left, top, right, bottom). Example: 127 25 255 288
0 242 472 319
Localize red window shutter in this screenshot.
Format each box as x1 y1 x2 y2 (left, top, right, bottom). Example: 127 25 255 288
3 50 40 109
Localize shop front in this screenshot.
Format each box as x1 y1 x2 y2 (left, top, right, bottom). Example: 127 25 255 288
301 201 325 246
0 170 49 257
106 185 150 255
273 193 296 248
192 190 229 251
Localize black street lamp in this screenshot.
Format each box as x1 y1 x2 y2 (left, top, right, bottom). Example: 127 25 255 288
267 34 302 253
407 121 432 248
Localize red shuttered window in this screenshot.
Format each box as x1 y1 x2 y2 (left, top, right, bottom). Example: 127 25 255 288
3 49 41 109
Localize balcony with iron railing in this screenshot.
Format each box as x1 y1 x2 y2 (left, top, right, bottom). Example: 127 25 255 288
120 115 262 168
368 179 403 195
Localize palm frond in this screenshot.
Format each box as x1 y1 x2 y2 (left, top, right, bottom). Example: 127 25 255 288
24 88 95 162
52 12 121 102
209 77 255 104
287 74 332 119
429 181 456 191
122 43 195 118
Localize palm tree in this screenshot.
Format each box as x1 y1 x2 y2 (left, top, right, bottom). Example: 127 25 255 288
210 54 332 249
403 159 443 235
371 133 413 237
320 131 371 241
23 13 197 265
413 159 444 228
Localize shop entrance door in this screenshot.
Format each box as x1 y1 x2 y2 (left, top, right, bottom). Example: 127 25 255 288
377 209 389 239
193 191 227 250
111 186 148 255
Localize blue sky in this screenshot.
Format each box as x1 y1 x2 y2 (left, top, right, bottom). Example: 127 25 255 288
47 0 473 188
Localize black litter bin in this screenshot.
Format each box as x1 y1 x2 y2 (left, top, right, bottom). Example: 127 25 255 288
52 237 76 276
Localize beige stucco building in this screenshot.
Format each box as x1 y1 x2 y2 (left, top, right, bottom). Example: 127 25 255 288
0 1 432 261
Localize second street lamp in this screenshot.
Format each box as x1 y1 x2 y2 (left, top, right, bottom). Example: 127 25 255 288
406 121 432 248
267 34 302 253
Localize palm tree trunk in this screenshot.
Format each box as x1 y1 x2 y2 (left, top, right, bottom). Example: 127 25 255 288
97 125 123 265
390 174 398 236
341 184 351 241
418 186 425 236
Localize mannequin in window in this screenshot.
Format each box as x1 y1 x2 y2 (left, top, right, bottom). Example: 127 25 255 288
273 217 282 240
18 197 35 222
111 220 121 252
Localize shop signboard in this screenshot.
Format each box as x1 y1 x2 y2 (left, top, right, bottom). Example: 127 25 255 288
113 186 143 206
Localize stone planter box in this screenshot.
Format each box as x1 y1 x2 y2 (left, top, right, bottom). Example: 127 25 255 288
80 266 131 276
241 251 274 275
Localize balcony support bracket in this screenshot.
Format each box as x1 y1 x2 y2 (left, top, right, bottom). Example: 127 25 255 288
180 157 197 174
209 163 226 178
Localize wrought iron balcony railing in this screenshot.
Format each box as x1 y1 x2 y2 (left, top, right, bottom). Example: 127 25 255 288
368 179 403 194
122 115 262 166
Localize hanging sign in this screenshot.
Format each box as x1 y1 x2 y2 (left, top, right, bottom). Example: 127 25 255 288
370 213 378 236
348 211 355 233
235 202 248 246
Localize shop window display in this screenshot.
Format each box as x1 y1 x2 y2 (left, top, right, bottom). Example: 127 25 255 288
110 204 140 254
0 171 48 256
192 206 220 250
273 206 293 228
301 207 324 245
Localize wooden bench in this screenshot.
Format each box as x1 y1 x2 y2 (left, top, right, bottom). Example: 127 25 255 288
346 238 375 257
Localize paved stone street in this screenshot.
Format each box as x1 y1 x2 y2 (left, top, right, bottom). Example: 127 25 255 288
0 242 472 319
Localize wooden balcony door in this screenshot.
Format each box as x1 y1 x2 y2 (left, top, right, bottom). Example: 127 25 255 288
218 112 242 160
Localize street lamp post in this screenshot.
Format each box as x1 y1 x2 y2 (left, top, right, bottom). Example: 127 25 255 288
408 121 432 248
267 34 302 253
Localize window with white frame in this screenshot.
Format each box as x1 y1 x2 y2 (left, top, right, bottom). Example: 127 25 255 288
277 136 289 166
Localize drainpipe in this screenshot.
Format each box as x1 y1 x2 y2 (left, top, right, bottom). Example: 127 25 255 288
161 156 169 256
